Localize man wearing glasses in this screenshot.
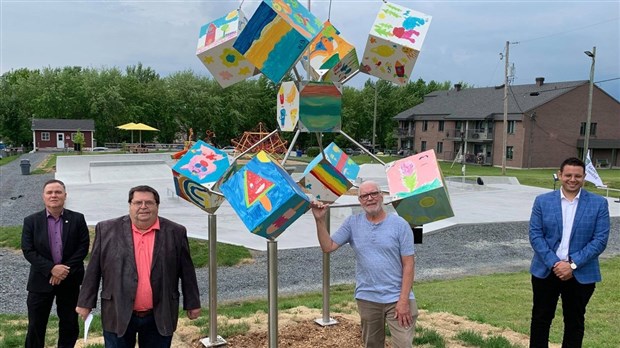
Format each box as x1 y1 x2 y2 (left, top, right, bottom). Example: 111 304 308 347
76 185 201 347
310 181 418 348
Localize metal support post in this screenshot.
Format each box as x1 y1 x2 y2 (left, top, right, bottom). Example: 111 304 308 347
315 207 338 326
200 214 226 347
268 240 278 348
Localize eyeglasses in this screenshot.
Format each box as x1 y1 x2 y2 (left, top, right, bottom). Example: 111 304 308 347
359 191 381 201
131 201 157 208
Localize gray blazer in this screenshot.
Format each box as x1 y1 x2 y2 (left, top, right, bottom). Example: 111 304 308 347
77 215 201 336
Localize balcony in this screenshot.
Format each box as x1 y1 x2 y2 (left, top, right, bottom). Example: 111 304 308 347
394 127 414 138
445 129 492 141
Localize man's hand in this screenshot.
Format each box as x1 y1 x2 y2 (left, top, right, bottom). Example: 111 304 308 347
76 306 92 321
187 308 201 320
394 299 413 328
552 261 574 281
49 275 63 285
310 201 329 220
51 264 70 280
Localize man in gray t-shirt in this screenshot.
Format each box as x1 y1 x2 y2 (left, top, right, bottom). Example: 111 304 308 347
311 181 418 348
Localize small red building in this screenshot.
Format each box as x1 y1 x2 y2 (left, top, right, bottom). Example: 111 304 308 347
32 118 95 151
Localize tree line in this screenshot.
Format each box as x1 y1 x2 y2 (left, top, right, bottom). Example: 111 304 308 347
0 63 453 151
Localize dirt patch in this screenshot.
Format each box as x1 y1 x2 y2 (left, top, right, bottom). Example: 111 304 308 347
71 305 556 348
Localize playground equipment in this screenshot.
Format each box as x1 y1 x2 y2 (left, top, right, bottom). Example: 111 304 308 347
179 1 438 346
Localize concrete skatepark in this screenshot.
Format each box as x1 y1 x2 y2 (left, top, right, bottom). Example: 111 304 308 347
56 153 620 251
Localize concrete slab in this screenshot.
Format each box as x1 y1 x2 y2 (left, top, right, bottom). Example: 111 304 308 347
57 153 620 251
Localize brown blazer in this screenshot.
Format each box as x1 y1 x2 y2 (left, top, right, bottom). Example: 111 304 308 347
77 215 201 336
22 209 90 292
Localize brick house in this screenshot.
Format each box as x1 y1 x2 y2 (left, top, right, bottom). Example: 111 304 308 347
393 78 620 169
31 119 95 151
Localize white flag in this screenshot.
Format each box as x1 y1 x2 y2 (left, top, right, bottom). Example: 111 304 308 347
585 151 605 187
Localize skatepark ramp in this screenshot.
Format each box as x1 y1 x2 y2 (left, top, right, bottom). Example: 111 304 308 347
56 154 175 185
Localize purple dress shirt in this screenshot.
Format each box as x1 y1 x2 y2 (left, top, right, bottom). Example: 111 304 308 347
47 210 64 264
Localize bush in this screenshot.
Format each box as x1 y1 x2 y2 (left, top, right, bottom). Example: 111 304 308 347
306 146 320 157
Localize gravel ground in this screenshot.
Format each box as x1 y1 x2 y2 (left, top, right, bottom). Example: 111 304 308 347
1 153 618 315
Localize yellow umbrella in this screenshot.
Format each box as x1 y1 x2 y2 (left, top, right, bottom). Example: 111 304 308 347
120 122 159 144
116 122 139 143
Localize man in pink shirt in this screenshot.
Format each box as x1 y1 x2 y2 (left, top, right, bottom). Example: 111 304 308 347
76 185 201 347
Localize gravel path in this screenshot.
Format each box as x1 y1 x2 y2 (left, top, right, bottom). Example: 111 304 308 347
1 153 618 315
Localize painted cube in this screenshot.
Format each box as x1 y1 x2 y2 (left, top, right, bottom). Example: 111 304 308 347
172 141 233 213
298 81 342 133
360 2 432 86
304 20 359 83
196 9 259 88
233 0 323 83
305 142 359 181
276 81 299 132
301 158 353 203
221 151 311 240
386 149 453 225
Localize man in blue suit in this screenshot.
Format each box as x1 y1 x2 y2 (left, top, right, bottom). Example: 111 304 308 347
528 157 610 348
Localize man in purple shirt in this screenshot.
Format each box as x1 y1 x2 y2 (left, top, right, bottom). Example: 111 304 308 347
22 179 90 348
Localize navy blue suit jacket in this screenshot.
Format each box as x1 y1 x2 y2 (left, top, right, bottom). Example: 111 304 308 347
529 189 610 284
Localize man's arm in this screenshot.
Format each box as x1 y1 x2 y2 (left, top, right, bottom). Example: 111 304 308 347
310 201 340 253
178 227 201 319
570 198 610 265
529 196 560 269
22 215 55 277
76 223 103 319
394 255 414 327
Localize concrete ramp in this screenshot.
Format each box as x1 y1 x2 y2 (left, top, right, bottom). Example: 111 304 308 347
89 160 171 183
56 153 176 185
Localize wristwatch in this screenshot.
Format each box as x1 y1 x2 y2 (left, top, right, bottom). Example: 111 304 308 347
570 261 577 270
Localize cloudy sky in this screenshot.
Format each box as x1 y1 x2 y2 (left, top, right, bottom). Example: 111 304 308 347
2 0 619 100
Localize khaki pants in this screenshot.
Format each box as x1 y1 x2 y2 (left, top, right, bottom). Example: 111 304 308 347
357 299 418 348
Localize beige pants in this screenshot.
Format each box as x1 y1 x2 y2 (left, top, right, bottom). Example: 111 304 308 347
357 298 419 348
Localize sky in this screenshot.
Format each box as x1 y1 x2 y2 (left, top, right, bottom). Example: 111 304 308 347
1 0 619 100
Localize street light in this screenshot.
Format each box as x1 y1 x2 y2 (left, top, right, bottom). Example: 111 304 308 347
583 46 596 163
372 84 378 151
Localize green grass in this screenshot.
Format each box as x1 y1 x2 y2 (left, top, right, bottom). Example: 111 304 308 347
0 154 21 166
1 257 617 347
456 330 522 348
0 226 22 248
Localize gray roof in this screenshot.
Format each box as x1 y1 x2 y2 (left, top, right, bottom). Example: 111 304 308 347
32 119 95 131
394 80 589 120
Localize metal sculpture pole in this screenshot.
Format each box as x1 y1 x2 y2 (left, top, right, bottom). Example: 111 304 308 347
315 206 338 326
339 130 386 165
201 214 226 346
268 240 278 348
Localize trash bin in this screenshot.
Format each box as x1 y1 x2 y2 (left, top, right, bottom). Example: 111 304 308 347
20 159 31 175
296 150 302 157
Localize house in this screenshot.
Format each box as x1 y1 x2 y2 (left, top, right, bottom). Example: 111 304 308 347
393 77 620 169
31 119 95 151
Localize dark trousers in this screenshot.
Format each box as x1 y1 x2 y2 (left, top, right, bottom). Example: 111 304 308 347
530 274 595 348
103 313 172 348
25 283 80 348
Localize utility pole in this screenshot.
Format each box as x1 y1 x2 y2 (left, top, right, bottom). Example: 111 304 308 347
372 84 378 151
501 41 509 175
583 46 596 162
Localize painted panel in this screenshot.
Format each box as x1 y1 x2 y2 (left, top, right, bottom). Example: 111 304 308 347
171 140 232 213
298 81 342 133
360 2 431 85
196 10 259 88
304 142 359 181
301 158 352 203
233 0 323 83
305 20 359 83
221 151 310 240
276 81 299 131
385 149 453 224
